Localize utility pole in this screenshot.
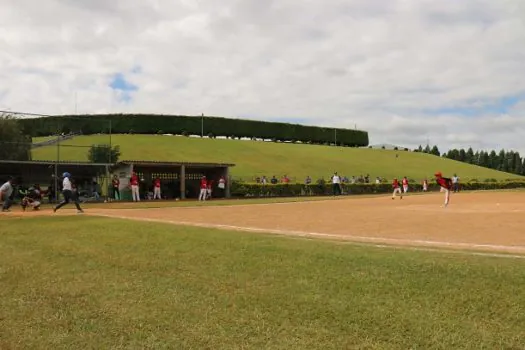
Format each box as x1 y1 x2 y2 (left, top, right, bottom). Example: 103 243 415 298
334 129 337 146
201 113 204 137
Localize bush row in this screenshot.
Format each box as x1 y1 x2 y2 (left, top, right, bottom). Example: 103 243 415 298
19 114 369 147
230 181 525 197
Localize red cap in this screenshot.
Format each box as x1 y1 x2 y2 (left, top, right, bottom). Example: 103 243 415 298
434 172 442 177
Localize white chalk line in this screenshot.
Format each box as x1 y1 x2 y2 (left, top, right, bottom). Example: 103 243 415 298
90 213 525 259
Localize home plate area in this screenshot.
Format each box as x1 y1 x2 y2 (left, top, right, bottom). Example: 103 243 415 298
80 191 525 256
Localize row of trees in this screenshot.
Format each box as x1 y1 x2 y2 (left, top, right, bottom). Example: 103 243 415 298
443 148 525 176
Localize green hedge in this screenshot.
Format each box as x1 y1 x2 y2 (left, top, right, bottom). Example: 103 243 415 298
19 114 369 147
230 181 525 197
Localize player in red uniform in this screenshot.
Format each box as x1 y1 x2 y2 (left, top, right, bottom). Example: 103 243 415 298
392 178 403 199
434 172 453 207
198 176 208 201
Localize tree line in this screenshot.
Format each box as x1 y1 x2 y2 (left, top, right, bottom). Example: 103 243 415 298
415 144 524 176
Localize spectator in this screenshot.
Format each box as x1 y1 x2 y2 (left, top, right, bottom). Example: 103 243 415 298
261 176 268 185
452 174 460 192
305 176 312 185
375 177 381 184
422 178 428 192
282 175 290 184
331 172 342 196
271 176 278 185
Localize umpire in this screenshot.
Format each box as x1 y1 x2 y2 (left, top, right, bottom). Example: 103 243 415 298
53 172 84 213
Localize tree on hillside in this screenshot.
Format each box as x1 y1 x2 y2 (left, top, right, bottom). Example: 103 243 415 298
430 145 440 156
466 147 474 164
0 114 32 161
88 144 121 163
423 144 431 153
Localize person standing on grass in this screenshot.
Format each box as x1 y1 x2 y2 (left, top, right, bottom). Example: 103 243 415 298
112 175 120 201
422 178 428 192
198 176 208 201
435 172 453 208
53 172 84 214
130 172 140 202
392 178 403 200
0 177 14 212
153 177 162 200
331 172 341 196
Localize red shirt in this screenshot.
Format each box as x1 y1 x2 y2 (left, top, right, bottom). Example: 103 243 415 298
437 177 452 189
130 175 139 186
112 179 120 188
402 178 408 186
392 179 400 188
154 179 161 188
200 179 207 189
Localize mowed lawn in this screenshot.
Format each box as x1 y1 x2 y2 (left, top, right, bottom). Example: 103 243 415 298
31 134 521 181
1 217 524 349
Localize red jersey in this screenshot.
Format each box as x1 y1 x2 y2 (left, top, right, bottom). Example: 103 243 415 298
154 179 161 188
130 175 139 186
200 179 207 189
402 178 408 186
392 179 400 188
112 178 120 188
437 177 452 190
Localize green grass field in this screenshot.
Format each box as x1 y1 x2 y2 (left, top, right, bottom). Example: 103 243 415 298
1 216 524 349
31 134 521 181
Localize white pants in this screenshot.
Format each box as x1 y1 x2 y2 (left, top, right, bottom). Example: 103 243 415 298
199 188 207 201
153 187 161 199
403 185 408 193
423 185 428 191
131 185 140 201
392 187 402 198
444 189 450 206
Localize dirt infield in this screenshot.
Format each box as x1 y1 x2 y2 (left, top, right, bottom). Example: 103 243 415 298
3 192 525 255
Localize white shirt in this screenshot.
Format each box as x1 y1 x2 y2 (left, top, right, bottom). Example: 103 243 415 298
0 182 13 197
332 175 341 184
62 177 72 191
452 176 459 184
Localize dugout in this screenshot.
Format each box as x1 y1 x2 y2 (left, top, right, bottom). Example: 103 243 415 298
0 160 112 201
111 160 235 200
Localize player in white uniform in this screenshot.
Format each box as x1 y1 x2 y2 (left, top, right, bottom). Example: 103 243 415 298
53 172 84 213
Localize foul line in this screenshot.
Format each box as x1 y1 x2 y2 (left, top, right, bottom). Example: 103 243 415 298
90 213 525 259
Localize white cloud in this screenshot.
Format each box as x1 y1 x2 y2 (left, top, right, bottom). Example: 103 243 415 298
1 0 525 153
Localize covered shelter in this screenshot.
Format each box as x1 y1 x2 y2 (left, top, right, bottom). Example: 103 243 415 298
112 160 235 200
0 160 112 202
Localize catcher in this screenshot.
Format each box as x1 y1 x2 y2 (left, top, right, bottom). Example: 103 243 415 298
20 186 42 211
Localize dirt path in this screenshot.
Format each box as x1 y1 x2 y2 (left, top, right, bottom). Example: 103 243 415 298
4 192 525 254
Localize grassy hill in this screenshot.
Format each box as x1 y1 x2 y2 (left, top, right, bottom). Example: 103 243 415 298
32 135 522 182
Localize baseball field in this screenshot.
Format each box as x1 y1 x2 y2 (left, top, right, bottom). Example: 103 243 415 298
1 191 524 349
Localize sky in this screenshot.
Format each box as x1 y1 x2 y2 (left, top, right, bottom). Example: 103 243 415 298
1 0 524 153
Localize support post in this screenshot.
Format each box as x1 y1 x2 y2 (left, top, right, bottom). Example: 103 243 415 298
225 167 231 198
180 165 186 199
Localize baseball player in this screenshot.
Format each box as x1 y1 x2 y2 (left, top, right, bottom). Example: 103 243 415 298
402 176 409 193
53 172 84 213
392 178 403 199
434 172 453 207
20 186 42 211
0 177 14 212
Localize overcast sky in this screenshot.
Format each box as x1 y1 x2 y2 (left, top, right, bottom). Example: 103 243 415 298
1 0 524 152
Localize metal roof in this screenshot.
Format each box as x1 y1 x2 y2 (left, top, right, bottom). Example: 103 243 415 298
0 160 112 166
116 160 235 167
